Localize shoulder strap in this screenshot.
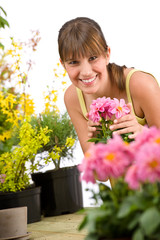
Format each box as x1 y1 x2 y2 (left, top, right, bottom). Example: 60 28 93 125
76 88 88 120
126 69 147 126
126 69 139 109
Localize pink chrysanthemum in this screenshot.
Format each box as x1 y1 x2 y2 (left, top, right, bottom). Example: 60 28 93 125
89 97 112 122
108 98 130 119
131 126 160 152
78 143 109 183
100 135 132 178
78 135 133 183
88 97 130 123
135 143 160 183
125 165 140 190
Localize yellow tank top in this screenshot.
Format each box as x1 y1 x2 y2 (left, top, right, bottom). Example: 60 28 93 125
76 69 158 125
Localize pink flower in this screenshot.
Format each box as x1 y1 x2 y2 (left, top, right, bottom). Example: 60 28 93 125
135 143 160 183
108 98 130 119
78 143 107 183
125 165 140 190
88 97 130 123
0 174 6 184
131 126 160 152
88 109 101 122
100 135 132 178
89 97 112 122
78 135 133 183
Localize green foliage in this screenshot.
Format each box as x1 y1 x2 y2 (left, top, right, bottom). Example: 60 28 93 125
0 6 9 49
88 119 133 144
29 110 77 169
79 181 160 240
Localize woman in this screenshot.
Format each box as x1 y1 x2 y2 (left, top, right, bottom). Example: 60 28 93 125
58 17 160 153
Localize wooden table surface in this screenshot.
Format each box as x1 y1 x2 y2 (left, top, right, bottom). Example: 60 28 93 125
27 211 87 240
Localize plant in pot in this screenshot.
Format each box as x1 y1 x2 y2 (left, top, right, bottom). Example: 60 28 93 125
0 116 50 224
78 97 160 240
0 8 45 225
30 109 83 217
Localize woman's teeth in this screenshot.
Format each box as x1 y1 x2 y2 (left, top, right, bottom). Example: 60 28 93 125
81 76 96 83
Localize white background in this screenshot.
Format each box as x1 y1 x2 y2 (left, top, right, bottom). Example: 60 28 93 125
1 0 160 206
1 0 160 109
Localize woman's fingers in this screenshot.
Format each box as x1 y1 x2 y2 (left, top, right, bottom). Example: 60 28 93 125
110 112 143 138
86 113 100 138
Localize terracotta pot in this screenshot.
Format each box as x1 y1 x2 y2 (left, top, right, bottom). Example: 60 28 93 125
0 206 30 239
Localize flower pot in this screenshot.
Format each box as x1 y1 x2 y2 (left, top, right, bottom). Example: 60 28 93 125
0 206 31 239
0 186 41 224
32 165 83 216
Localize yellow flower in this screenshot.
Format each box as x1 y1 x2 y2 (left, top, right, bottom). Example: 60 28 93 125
66 137 75 148
54 73 59 78
63 70 67 77
51 90 57 95
0 131 11 141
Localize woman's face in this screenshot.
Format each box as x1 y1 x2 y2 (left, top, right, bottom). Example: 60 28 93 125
62 50 110 94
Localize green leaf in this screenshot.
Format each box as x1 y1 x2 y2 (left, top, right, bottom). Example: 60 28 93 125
0 6 7 16
139 207 160 236
132 228 144 240
0 16 10 28
88 138 100 143
118 193 146 218
118 196 138 218
78 215 88 231
0 42 4 49
127 213 141 230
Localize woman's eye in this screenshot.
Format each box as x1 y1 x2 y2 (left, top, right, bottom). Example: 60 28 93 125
89 56 97 61
69 60 78 65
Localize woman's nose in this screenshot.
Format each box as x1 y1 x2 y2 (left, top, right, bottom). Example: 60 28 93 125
80 61 92 78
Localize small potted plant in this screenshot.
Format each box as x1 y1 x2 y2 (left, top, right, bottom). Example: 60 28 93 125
0 117 50 223
78 97 160 240
30 110 83 217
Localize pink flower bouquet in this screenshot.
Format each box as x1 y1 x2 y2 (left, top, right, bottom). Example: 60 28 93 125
78 97 160 240
88 97 132 144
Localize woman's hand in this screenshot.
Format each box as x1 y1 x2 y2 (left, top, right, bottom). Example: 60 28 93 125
109 103 144 139
86 113 100 138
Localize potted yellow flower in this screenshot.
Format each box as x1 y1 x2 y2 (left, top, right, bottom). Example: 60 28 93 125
78 97 160 240
0 117 50 223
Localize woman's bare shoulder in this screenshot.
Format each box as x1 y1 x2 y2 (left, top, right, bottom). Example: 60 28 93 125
64 84 77 104
129 70 159 97
64 84 81 113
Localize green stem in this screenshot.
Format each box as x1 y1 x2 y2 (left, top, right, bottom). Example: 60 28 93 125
101 118 107 138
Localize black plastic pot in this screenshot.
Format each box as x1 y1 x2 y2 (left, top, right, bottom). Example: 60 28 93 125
0 186 41 223
32 165 83 216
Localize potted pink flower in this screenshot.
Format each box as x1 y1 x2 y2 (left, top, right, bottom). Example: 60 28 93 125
78 97 160 240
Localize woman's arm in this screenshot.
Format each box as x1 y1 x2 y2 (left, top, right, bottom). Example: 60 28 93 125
64 84 93 153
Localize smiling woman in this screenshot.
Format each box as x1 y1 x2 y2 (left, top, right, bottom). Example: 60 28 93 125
58 17 160 154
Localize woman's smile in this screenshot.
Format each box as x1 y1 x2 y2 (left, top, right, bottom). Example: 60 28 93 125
80 75 97 85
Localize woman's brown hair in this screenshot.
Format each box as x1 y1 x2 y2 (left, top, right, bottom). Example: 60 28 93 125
58 17 126 90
